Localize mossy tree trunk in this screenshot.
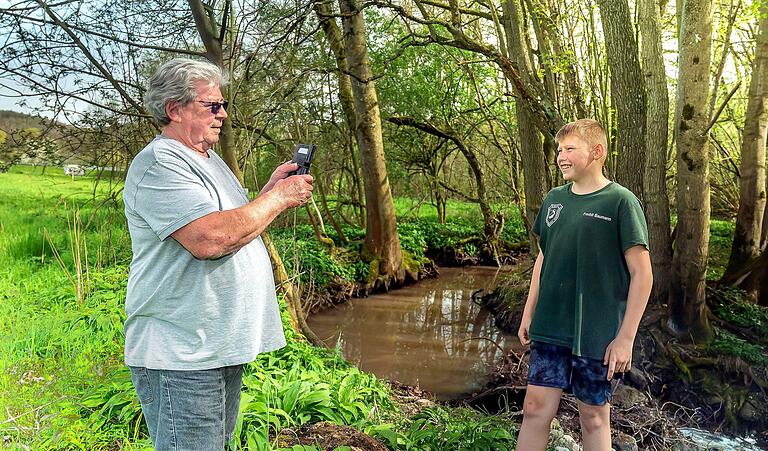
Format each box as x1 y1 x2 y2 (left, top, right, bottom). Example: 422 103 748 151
338 0 404 285
639 0 673 304
312 0 367 228
669 0 714 343
722 2 768 292
596 0 647 201
502 0 547 258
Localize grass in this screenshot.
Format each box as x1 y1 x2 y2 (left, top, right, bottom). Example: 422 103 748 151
0 169 134 449
0 168 521 450
707 218 736 281
393 197 486 220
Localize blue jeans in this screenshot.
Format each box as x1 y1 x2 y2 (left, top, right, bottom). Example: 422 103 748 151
129 365 244 450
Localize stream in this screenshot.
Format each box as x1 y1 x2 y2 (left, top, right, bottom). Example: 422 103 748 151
308 266 521 400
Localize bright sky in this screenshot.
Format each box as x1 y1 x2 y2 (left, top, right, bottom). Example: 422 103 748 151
0 73 92 123
0 77 49 116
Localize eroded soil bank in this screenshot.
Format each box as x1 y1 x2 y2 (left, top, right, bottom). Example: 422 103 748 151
301 244 525 315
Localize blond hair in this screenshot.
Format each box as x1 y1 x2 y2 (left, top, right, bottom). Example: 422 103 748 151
555 119 608 154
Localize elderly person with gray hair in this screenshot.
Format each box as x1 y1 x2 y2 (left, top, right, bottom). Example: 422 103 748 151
123 58 313 450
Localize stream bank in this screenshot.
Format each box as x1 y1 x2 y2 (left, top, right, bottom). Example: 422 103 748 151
475 262 768 450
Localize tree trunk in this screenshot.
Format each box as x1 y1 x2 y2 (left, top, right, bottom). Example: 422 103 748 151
762 196 768 248
312 0 366 228
434 182 447 224
727 244 768 305
188 0 242 182
502 0 547 256
596 0 647 200
639 0 673 304
338 0 404 284
750 248 768 306
317 174 348 245
525 0 588 119
305 200 335 249
669 0 714 343
707 0 740 121
722 3 768 287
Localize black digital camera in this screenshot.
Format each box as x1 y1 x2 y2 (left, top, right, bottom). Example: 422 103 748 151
288 143 316 176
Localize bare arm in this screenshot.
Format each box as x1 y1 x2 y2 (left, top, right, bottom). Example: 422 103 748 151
604 244 653 379
617 245 653 342
171 163 313 260
518 250 544 346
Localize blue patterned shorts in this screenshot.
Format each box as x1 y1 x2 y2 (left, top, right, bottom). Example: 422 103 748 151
527 341 612 406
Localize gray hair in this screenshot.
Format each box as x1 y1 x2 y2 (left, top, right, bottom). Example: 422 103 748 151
144 58 227 126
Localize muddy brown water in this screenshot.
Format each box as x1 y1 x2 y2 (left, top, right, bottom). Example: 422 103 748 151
307 266 523 400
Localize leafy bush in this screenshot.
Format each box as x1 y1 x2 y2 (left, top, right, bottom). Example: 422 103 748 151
396 221 430 258
231 307 397 450
709 328 768 366
712 289 768 340
272 225 358 286
369 406 516 451
501 209 528 245
397 218 480 257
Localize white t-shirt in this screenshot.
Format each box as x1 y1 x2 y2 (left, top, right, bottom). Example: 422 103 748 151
123 136 285 370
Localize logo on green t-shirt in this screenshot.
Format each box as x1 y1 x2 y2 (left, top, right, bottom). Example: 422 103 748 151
546 203 563 227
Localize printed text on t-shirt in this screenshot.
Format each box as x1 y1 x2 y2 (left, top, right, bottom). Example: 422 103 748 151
583 212 612 221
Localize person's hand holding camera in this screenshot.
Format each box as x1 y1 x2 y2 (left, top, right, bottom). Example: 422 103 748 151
261 161 300 194
271 174 313 209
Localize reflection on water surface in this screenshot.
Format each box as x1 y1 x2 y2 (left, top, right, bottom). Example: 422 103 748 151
307 266 522 400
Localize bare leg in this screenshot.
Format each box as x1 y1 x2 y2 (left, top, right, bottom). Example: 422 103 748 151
516 385 562 451
578 400 611 451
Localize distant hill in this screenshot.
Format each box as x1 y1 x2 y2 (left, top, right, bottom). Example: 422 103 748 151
0 110 61 136
0 110 77 167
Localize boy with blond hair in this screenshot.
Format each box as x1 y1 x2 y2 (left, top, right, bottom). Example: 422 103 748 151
516 119 652 450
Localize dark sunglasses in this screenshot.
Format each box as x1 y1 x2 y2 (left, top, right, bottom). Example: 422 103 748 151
198 100 229 114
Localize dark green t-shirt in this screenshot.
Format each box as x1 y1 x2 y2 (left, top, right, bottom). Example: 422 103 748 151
530 182 649 359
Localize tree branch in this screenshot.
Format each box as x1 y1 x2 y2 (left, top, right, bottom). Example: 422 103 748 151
0 7 207 57
705 81 741 135
1 66 151 119
408 0 496 21
370 0 563 137
188 0 222 63
438 179 479 203
33 0 146 114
